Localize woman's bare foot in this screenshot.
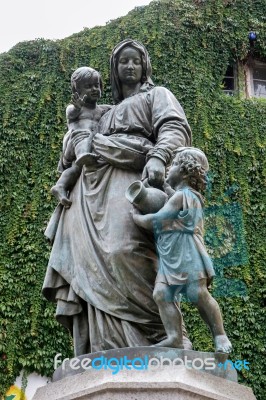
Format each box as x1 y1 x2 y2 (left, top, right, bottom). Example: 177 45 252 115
154 336 184 349
51 185 72 208
214 335 232 353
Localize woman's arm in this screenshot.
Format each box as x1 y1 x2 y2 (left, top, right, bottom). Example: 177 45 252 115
142 87 192 188
147 87 192 164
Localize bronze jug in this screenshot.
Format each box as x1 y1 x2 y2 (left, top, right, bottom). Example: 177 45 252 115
125 179 168 214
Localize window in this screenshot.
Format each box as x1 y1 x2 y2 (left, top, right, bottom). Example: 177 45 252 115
245 59 266 99
222 65 236 96
251 61 266 98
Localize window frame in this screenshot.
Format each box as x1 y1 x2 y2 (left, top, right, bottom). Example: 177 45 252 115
245 59 266 99
222 64 238 96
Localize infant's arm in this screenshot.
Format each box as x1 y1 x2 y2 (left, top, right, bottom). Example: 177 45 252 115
99 104 113 116
66 104 82 124
132 191 183 231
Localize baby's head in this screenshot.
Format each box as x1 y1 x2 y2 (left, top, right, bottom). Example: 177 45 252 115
71 67 103 102
168 147 209 193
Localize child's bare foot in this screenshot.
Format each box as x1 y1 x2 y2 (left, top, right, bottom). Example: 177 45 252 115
154 337 184 349
51 185 72 208
76 152 99 167
214 335 232 353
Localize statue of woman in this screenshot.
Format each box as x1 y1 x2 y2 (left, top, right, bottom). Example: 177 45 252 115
43 39 192 356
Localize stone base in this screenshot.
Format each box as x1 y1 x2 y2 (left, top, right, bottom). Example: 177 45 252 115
33 348 256 400
33 365 256 400
52 347 237 382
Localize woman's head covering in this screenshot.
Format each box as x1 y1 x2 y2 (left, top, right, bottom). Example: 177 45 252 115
110 38 154 104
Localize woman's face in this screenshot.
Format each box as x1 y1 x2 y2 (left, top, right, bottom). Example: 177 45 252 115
117 47 143 85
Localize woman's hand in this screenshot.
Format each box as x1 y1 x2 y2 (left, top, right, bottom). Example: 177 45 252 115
70 129 91 147
63 139 75 164
63 130 90 164
142 157 165 188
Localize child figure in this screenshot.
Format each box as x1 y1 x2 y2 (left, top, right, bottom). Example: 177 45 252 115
132 147 232 353
51 66 111 208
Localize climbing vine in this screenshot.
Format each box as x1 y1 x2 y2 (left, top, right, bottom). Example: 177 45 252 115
0 0 265 398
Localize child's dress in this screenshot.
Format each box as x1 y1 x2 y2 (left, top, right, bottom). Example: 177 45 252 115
154 186 215 288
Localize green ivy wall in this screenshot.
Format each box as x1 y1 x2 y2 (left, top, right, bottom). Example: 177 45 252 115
0 0 265 397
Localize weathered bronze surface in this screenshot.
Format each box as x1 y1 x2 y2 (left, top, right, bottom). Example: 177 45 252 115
125 179 168 214
132 147 232 353
50 66 110 209
43 39 192 356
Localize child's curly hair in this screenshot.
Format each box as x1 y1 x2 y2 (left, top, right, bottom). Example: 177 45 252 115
71 67 103 94
174 147 209 193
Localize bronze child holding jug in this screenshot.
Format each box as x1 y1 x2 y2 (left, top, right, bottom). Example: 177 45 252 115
128 147 232 353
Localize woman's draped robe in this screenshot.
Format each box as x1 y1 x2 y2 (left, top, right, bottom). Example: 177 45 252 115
42 87 192 355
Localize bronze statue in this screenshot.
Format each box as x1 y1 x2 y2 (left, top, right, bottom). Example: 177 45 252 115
51 67 110 208
132 147 232 353
43 39 192 356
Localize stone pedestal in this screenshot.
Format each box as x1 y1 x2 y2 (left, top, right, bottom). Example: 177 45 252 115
33 348 256 400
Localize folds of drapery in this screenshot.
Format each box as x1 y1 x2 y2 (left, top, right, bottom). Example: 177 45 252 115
43 133 192 354
43 134 166 353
